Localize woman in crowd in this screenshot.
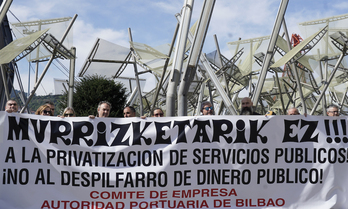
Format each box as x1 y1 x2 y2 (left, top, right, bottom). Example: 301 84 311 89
152 108 164 117
61 107 76 117
35 104 53 116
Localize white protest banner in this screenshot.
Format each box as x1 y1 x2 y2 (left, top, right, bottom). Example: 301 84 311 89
0 111 348 209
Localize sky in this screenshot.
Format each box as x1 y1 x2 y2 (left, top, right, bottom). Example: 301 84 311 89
5 0 348 95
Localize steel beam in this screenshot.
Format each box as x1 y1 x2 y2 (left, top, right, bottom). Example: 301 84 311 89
178 0 215 116
252 0 289 107
166 0 194 116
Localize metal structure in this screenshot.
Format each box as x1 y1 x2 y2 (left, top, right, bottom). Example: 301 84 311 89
0 0 14 110
3 0 348 117
0 13 77 113
75 1 348 116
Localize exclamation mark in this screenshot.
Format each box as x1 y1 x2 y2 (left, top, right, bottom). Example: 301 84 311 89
332 120 341 143
324 120 332 143
341 119 348 143
319 169 323 184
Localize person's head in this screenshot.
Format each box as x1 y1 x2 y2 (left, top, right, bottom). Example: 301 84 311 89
287 107 300 115
240 97 253 115
327 104 339 116
201 101 214 115
35 104 53 116
63 107 76 117
152 108 164 117
5 99 18 113
97 101 111 117
124 106 136 118
45 101 55 115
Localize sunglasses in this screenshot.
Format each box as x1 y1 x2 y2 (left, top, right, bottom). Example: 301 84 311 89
8 103 17 106
64 113 74 117
155 113 164 116
43 110 52 115
204 107 213 111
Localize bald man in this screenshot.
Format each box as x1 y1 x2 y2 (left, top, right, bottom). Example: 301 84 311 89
240 97 260 115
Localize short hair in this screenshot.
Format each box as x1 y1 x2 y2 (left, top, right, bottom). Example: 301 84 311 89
98 101 112 110
63 107 76 116
201 101 212 111
6 99 17 105
124 105 136 113
327 104 339 112
151 107 163 116
287 107 300 115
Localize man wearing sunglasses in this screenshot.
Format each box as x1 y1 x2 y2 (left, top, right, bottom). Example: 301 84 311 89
327 104 340 117
201 101 214 115
5 100 19 113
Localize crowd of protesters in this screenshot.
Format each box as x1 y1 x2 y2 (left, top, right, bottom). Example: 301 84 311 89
3 98 343 118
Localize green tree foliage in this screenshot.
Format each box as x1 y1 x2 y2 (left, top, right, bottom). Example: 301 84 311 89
59 75 128 117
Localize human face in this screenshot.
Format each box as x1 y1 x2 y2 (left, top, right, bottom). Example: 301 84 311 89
287 108 299 115
124 107 136 118
47 104 55 115
64 110 75 117
98 103 110 117
202 104 214 115
327 107 339 116
41 108 52 116
241 97 252 108
153 109 164 117
6 100 18 113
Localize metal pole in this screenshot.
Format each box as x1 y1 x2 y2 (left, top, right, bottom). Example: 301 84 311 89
166 0 194 116
20 15 78 113
213 34 223 67
274 74 285 114
178 0 215 116
249 40 253 95
339 87 348 113
0 0 12 25
151 22 179 110
60 14 78 43
310 51 345 115
68 47 76 107
1 65 10 100
201 53 237 114
322 21 329 115
20 50 56 113
196 81 205 115
128 28 143 115
35 23 42 84
282 19 307 114
252 0 289 107
127 86 138 106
